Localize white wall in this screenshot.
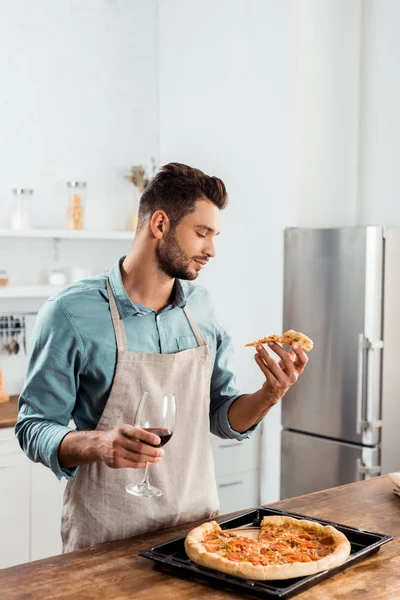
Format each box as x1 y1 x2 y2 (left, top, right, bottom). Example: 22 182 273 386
294 0 361 227
0 0 159 394
358 0 400 225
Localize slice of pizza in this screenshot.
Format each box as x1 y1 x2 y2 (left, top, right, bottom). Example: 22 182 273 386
184 515 350 581
257 515 350 578
245 329 313 351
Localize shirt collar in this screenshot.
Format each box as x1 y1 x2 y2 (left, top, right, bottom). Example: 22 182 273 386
108 257 187 319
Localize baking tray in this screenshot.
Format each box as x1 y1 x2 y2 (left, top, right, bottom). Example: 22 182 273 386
138 506 392 599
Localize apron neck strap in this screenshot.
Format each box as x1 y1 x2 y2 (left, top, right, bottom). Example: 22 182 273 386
106 279 205 351
183 304 206 346
106 279 128 352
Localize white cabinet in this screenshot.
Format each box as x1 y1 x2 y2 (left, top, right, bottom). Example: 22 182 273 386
0 431 30 568
212 434 261 478
216 469 260 514
211 429 261 514
0 427 66 568
30 462 66 561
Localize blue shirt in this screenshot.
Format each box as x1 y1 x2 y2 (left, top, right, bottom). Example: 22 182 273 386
15 258 252 480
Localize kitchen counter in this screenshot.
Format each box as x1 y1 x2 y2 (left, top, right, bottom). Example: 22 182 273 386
1 476 398 599
0 395 18 428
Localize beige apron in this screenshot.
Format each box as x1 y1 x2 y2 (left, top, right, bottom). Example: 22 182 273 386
61 280 220 551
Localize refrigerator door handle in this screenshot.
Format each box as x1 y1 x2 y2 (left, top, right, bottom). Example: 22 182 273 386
356 458 381 481
356 334 384 434
356 334 366 435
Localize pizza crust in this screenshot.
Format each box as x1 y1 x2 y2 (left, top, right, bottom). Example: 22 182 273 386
184 516 350 581
184 522 262 580
245 329 313 352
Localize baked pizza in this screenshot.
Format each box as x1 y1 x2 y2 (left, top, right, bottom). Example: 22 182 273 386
245 329 313 352
184 515 350 580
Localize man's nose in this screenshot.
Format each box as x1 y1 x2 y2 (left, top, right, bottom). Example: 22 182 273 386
204 240 216 258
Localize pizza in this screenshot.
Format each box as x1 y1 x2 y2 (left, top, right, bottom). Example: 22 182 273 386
184 515 350 580
245 329 313 352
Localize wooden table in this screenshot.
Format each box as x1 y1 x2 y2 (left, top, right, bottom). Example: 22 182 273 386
1 476 399 599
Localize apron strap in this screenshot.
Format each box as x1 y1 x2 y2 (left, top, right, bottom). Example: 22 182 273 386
106 279 128 352
183 304 206 347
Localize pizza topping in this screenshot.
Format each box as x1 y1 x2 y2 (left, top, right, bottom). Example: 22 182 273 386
203 531 260 564
320 535 334 545
202 523 338 566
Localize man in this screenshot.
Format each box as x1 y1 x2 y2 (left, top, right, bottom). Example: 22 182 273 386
16 163 308 551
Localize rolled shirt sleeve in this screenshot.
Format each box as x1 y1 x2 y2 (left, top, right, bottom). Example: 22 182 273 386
209 318 257 441
15 299 85 480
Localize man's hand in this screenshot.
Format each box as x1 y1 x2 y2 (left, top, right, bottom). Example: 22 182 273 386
227 341 309 434
99 425 164 469
254 341 308 406
58 425 164 470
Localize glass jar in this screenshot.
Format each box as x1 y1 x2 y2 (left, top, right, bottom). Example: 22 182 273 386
66 181 87 230
0 269 8 286
48 269 67 287
11 188 33 229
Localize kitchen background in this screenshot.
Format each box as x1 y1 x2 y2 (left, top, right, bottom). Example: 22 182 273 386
1 0 400 569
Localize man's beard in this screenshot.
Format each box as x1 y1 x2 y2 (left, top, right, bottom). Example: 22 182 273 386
156 230 204 281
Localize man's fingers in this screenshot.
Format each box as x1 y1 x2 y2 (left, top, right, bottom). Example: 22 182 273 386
255 345 290 384
123 446 162 463
119 425 163 456
119 447 161 466
292 345 308 370
254 352 281 389
267 342 297 375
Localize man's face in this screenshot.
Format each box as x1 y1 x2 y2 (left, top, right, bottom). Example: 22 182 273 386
156 199 220 280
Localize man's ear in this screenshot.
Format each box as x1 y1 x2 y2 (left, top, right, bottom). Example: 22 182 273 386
150 210 170 239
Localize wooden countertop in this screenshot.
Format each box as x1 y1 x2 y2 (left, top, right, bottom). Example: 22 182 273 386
0 395 18 428
1 476 399 599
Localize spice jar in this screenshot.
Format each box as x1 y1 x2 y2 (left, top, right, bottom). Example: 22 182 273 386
11 188 33 229
66 181 87 230
0 269 8 286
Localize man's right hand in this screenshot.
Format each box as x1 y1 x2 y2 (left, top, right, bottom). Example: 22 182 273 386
58 425 164 470
99 425 164 469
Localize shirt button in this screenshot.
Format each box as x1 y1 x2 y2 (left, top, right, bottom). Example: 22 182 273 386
156 315 160 323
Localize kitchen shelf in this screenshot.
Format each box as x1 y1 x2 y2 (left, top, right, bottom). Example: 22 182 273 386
0 285 64 299
0 228 134 241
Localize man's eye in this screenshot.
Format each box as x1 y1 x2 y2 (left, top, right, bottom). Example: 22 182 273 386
196 233 206 238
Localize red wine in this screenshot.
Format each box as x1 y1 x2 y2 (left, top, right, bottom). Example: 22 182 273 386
144 427 173 447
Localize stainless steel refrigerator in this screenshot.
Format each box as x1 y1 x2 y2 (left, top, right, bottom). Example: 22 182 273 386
281 227 399 499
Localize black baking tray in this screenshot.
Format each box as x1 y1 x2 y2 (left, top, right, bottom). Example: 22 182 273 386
138 506 392 599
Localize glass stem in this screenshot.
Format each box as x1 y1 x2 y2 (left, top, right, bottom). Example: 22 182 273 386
140 462 151 487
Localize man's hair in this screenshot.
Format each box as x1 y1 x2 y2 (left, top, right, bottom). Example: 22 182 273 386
137 162 228 231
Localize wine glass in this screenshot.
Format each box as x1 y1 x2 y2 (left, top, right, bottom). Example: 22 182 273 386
126 391 176 498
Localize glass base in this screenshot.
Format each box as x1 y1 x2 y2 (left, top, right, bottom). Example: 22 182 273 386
126 482 163 497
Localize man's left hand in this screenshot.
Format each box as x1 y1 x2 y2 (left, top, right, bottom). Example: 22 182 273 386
254 342 308 407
